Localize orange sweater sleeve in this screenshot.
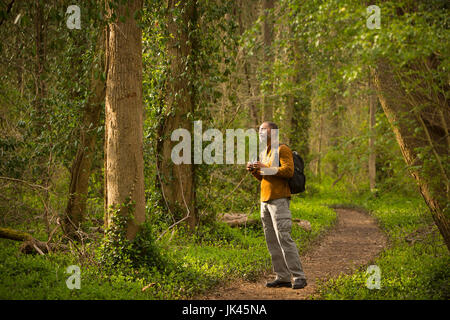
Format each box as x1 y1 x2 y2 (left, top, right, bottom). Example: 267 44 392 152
275 145 294 178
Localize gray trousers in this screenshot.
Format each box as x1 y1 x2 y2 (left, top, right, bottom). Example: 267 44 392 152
261 198 306 281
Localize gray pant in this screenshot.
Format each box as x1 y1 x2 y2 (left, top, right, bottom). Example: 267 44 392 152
261 198 306 282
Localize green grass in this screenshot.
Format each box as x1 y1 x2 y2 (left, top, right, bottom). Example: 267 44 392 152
315 191 450 300
2 180 447 300
0 189 337 300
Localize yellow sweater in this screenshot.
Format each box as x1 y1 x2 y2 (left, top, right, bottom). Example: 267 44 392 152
251 144 294 202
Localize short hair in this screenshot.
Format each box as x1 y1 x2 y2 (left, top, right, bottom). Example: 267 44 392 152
262 121 278 130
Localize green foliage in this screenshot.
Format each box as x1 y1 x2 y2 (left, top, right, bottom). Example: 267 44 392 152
0 192 337 299
1 179 447 300
97 203 134 270
316 191 449 300
319 246 449 300
97 199 166 272
0 0 448 301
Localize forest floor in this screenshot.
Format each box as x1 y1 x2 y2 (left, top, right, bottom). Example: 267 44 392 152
194 208 388 300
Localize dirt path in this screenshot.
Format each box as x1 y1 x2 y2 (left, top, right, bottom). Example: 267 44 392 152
194 208 388 300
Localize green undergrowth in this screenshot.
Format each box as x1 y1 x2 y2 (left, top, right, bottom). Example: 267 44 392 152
4 180 447 300
0 187 337 299
315 190 449 300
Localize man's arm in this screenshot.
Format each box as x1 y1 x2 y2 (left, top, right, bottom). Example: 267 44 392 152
258 145 294 177
275 145 294 178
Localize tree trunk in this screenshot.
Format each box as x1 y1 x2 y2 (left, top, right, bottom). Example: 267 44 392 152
245 62 260 128
329 92 339 176
156 0 197 230
368 69 377 192
285 93 294 145
262 0 274 122
237 0 259 128
284 25 297 145
373 60 450 251
33 0 46 127
316 113 323 182
63 32 106 238
33 0 51 235
104 0 145 240
233 0 260 128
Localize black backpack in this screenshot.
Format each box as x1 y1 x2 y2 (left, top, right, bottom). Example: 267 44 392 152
279 144 306 194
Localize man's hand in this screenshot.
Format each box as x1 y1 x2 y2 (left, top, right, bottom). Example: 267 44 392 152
247 161 263 181
253 161 268 169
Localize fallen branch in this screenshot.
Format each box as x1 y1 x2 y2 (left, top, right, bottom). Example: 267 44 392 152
0 176 49 191
0 226 68 254
156 215 190 241
217 214 312 232
0 227 33 241
331 171 347 187
218 213 259 227
222 175 248 201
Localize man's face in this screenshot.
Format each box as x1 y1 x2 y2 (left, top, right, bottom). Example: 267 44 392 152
259 123 271 143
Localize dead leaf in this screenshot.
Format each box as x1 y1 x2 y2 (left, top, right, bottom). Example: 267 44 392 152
142 283 156 292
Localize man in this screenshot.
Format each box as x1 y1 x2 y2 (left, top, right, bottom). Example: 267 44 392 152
246 121 307 289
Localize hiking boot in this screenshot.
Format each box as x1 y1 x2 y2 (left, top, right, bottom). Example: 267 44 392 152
265 278 292 288
292 278 307 289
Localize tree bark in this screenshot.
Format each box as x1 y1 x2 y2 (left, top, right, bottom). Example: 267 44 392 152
368 69 377 192
63 32 106 238
373 60 450 251
236 0 259 128
329 92 339 176
157 0 197 231
284 25 298 145
33 0 51 235
316 113 323 182
104 0 145 240
33 0 46 127
262 0 274 122
285 93 294 145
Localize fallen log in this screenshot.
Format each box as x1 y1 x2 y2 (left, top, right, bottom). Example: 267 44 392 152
218 213 259 227
0 227 33 241
0 227 68 254
219 213 312 232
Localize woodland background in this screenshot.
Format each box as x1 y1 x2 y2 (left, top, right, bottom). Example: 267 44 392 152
0 0 448 299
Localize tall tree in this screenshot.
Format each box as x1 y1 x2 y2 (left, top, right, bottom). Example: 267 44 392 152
261 0 274 122
329 91 340 177
63 32 106 238
236 0 259 128
33 0 46 127
104 0 145 240
282 24 298 146
373 60 450 251
157 0 197 230
285 9 311 157
33 0 51 234
368 69 377 193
